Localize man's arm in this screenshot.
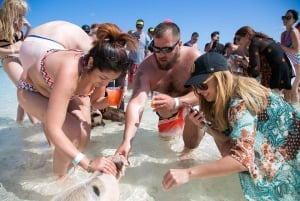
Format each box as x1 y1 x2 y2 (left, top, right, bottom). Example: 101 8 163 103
116 69 150 158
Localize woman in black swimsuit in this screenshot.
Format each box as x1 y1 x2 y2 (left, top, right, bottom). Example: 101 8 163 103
234 26 294 103
0 0 38 124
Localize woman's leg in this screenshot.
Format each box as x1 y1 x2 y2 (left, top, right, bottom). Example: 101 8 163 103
3 58 38 124
18 89 91 176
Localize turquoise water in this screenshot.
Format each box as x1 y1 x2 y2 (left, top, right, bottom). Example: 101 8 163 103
0 67 245 201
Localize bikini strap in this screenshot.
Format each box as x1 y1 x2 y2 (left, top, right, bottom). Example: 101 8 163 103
40 49 85 89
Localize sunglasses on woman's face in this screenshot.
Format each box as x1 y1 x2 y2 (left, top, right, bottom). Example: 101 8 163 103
282 15 292 21
192 74 215 91
193 83 208 91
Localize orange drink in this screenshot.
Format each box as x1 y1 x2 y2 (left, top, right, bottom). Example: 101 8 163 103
106 87 122 107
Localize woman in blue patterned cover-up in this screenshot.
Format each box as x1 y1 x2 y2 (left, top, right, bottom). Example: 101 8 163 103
162 52 300 201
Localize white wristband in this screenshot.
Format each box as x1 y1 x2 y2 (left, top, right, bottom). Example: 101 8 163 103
11 48 15 54
72 152 85 166
173 97 179 109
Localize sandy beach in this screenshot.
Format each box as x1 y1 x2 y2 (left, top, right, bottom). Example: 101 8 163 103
0 67 246 201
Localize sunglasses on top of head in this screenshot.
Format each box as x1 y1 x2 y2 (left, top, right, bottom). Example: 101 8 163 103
153 40 179 54
282 15 292 21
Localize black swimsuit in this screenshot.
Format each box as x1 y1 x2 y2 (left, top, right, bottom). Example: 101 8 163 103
0 31 24 47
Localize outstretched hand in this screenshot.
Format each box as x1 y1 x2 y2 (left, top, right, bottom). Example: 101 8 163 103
162 169 191 191
114 143 131 165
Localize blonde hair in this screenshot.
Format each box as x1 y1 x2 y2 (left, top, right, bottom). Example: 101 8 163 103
199 71 270 131
0 0 28 43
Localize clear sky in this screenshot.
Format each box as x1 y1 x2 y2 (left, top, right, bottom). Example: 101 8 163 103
25 0 300 51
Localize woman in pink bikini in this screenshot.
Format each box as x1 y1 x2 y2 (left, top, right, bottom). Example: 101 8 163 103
280 9 300 103
17 21 136 177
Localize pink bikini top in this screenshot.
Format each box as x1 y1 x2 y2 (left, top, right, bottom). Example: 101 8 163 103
40 49 95 98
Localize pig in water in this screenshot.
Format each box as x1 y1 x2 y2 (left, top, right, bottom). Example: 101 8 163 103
51 155 127 201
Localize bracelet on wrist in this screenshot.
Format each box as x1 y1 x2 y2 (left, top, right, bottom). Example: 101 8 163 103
72 152 85 166
173 97 179 109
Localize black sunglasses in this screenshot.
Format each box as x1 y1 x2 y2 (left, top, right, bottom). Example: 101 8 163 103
153 40 179 53
282 15 292 21
192 83 208 91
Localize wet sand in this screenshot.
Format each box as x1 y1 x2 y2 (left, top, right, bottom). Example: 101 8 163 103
0 68 245 200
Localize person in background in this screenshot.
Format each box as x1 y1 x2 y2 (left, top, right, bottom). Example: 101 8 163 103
81 24 90 34
127 19 150 86
183 32 199 49
235 26 294 103
0 0 38 124
147 26 155 53
223 41 247 58
223 41 249 76
90 23 99 41
17 21 135 177
147 27 154 41
115 22 201 161
295 21 300 36
204 31 224 54
280 9 300 103
162 52 300 201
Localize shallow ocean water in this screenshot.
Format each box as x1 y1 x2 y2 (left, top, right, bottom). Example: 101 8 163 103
0 67 246 201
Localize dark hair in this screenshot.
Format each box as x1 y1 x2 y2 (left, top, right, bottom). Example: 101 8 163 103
287 9 298 22
153 22 180 41
90 23 98 29
87 23 136 74
211 31 219 38
224 42 232 49
81 24 90 34
235 26 269 40
192 32 199 37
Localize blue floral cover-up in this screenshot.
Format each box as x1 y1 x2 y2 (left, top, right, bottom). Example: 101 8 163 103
227 91 300 201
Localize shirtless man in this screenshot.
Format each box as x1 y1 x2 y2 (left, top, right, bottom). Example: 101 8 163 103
115 22 202 159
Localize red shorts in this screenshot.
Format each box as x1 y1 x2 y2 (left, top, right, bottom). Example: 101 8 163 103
157 108 185 137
